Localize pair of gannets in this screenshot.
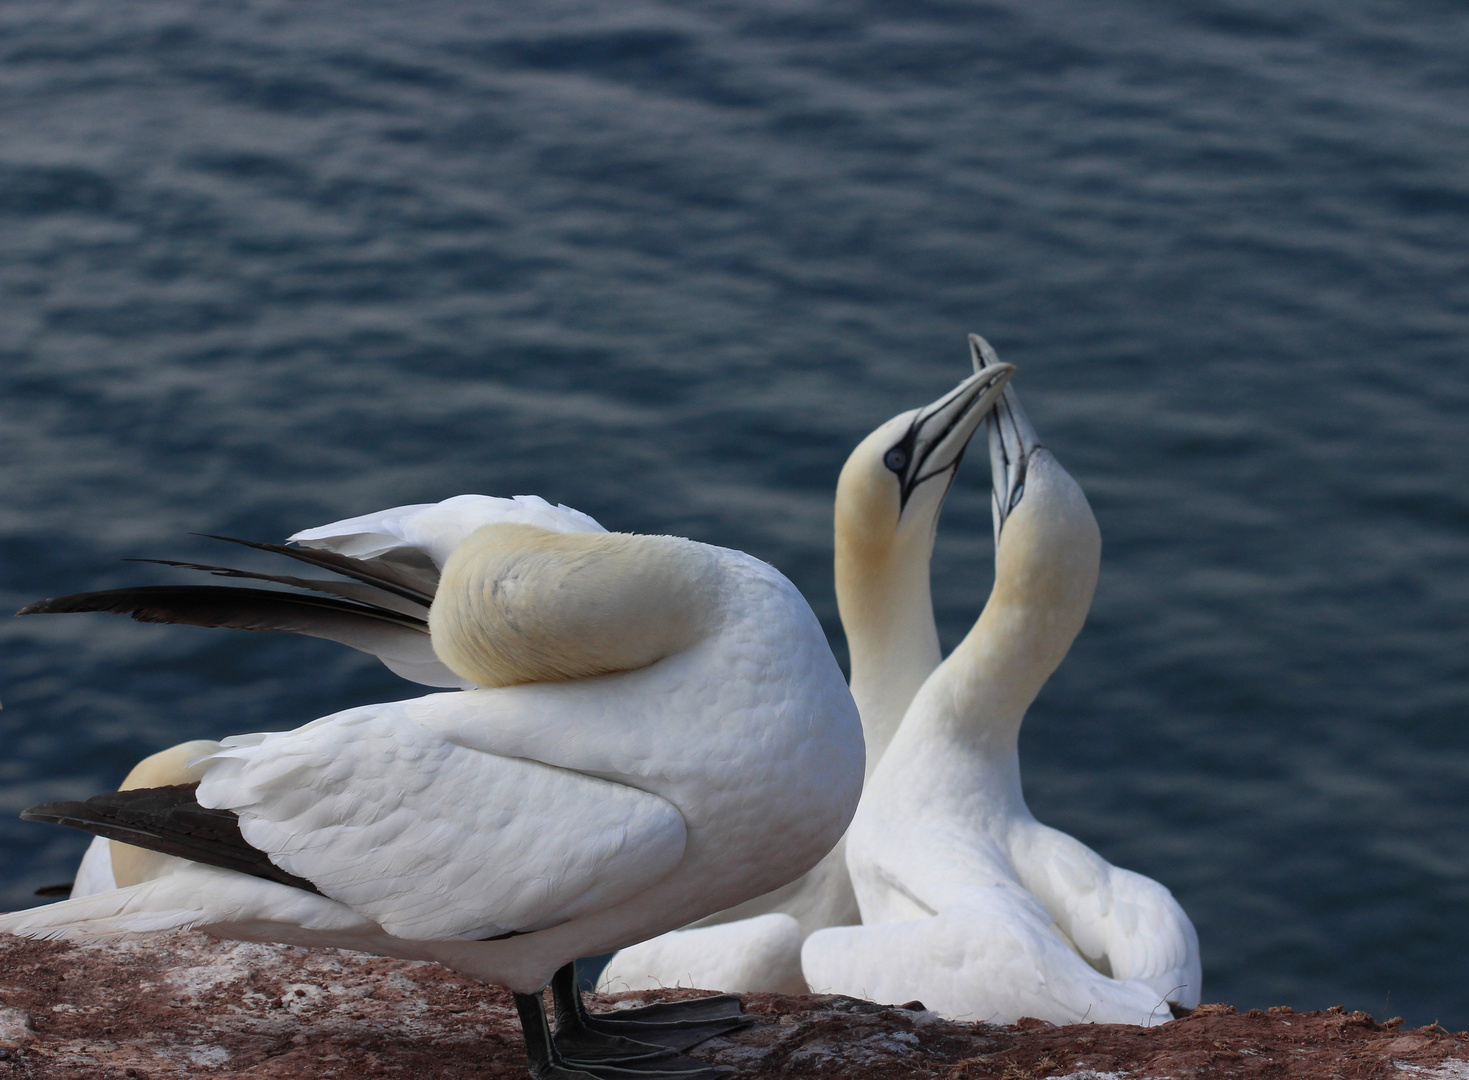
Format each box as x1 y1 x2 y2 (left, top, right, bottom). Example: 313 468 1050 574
605 337 1201 1026
803 336 1201 1024
4 501 865 1079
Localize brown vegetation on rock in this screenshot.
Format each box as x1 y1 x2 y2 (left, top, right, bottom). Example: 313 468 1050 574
0 932 1462 1078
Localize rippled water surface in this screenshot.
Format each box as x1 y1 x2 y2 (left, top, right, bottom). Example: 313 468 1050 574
2 0 1467 1025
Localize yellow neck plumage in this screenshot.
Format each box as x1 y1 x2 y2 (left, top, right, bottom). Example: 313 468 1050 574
429 524 718 688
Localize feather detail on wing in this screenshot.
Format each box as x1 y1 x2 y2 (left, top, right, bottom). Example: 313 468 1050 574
21 783 323 894
1095 866 1202 1008
15 585 471 689
1012 823 1201 1007
196 700 687 941
288 494 607 567
200 536 438 606
126 558 431 618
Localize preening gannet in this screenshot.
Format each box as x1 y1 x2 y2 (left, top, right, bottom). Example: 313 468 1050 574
7 509 864 1080
802 335 1201 1026
600 360 1016 995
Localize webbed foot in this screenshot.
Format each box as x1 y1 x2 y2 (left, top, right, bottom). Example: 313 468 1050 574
552 963 752 1053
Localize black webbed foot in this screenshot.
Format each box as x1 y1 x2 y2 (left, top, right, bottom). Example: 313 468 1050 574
551 963 752 1054
517 980 735 1080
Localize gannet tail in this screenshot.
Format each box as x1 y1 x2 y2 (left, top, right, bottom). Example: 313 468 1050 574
0 878 208 942
0 861 378 944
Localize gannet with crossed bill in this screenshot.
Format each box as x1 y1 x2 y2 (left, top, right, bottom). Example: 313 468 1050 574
600 358 1017 995
5 502 864 1080
801 336 1201 1025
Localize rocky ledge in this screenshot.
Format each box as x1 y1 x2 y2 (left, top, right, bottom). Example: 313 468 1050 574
0 932 1461 1079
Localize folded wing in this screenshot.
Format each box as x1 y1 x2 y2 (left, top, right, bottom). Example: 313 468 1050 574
289 494 607 566
15 495 610 690
196 700 688 941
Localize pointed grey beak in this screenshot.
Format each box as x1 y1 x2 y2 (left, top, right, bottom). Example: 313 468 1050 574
970 334 1042 543
889 360 1015 513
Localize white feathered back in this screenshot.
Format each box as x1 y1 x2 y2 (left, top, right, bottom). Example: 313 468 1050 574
289 494 606 567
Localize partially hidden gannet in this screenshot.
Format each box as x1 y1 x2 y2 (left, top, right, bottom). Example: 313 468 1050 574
70 740 222 898
600 360 1017 995
801 335 1201 1026
6 505 864 1080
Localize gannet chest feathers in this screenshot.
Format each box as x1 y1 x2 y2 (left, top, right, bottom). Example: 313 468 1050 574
430 524 718 689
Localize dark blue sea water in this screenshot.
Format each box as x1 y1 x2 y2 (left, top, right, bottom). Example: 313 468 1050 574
1 0 1467 1027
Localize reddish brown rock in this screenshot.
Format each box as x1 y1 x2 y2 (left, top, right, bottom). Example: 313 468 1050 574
0 932 1463 1078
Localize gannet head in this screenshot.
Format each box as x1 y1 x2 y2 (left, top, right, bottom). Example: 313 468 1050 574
974 334 1100 672
429 523 720 688
836 360 1016 563
834 359 1014 765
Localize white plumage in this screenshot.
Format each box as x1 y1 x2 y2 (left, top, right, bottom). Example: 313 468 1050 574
288 493 606 564
801 336 1201 1025
4 503 864 1013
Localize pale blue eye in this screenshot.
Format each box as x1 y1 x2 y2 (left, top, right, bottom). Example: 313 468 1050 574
885 447 908 472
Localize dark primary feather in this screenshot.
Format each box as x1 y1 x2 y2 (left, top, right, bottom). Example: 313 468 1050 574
17 584 424 630
15 585 434 665
22 783 322 895
127 558 431 618
200 535 438 607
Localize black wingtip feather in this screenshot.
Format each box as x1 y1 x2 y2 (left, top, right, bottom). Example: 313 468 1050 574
13 584 426 630
198 534 437 606
22 784 322 896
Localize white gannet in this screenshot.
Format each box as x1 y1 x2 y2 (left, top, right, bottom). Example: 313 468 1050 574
801 335 1201 1026
600 360 1016 995
6 507 864 1079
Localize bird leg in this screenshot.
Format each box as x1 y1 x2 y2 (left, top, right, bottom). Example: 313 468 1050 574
550 963 752 1054
514 985 732 1080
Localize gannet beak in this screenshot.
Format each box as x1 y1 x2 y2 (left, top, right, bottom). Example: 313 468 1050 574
887 360 1015 514
970 333 1042 542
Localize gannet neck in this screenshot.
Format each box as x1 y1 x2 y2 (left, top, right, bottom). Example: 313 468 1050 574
834 470 940 770
903 450 1099 757
429 523 719 688
835 364 1014 774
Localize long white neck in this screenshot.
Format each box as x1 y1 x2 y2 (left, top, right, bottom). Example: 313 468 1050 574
836 515 943 778
895 452 1099 804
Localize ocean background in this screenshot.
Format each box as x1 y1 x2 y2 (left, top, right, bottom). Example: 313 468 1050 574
1 0 1467 1026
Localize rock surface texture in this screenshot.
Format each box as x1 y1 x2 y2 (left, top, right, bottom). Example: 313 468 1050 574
0 932 1461 1079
